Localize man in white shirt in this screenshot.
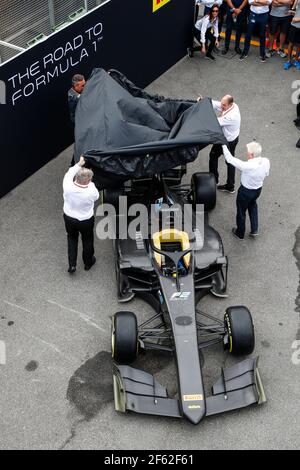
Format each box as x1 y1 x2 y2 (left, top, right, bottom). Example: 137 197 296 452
240 0 273 62
206 94 241 193
222 142 270 239
63 156 99 273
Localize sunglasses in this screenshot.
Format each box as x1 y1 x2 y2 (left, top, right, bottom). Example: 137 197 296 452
212 9 219 12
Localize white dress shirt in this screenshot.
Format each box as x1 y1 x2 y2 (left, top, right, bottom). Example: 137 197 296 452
249 0 272 15
195 16 219 43
222 145 270 189
212 100 241 142
63 163 99 221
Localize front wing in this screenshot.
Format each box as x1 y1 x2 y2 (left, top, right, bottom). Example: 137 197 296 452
113 357 266 424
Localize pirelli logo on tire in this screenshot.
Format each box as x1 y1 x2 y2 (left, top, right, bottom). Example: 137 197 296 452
153 0 171 13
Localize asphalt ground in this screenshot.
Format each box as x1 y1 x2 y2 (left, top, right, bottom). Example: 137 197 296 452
0 44 300 450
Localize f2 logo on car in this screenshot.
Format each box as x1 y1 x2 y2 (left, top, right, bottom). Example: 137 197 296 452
170 292 191 301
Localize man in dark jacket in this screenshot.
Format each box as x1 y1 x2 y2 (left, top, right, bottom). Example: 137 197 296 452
68 74 86 165
68 74 86 124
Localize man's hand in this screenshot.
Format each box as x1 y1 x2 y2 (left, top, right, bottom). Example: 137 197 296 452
79 155 85 167
201 45 206 54
215 40 219 47
197 95 203 102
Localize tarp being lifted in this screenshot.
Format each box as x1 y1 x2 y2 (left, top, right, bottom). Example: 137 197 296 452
75 68 227 188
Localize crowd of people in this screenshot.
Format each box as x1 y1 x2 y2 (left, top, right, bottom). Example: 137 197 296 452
190 0 300 67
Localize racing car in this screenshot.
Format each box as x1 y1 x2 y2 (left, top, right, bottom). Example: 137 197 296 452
76 68 266 424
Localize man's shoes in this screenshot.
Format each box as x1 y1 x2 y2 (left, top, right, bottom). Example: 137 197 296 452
232 228 244 240
294 118 300 130
222 47 229 55
284 60 294 70
277 49 287 58
84 256 96 271
234 46 242 55
239 53 248 61
265 48 275 58
260 55 266 63
249 231 259 237
68 266 76 274
217 184 235 194
205 52 215 61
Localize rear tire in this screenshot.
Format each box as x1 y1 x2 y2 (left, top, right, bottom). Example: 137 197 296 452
224 306 255 356
103 188 124 212
191 172 216 211
112 311 138 363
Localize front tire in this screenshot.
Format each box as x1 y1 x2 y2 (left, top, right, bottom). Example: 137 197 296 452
112 311 138 363
224 306 255 356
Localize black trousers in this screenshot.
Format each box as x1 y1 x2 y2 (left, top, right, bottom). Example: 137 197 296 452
64 214 95 268
225 6 246 49
209 136 239 188
236 185 262 238
192 27 216 54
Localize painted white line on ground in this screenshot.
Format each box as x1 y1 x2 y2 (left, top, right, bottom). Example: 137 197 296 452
46 299 107 333
0 299 36 315
21 330 77 364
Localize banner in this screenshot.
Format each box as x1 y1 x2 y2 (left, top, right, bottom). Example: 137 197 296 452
153 0 171 12
0 0 195 198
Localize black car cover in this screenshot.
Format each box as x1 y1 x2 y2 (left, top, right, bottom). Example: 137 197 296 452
75 68 227 188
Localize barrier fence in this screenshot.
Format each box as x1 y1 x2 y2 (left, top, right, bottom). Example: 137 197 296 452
0 0 106 63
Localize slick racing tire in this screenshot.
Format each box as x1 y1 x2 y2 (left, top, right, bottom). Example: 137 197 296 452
191 172 216 212
103 188 124 213
111 311 138 364
224 306 255 356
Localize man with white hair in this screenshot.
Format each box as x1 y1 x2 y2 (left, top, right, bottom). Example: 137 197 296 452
222 142 270 239
63 156 99 273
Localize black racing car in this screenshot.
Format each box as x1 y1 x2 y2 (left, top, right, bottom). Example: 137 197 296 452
106 170 266 424
76 68 266 424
